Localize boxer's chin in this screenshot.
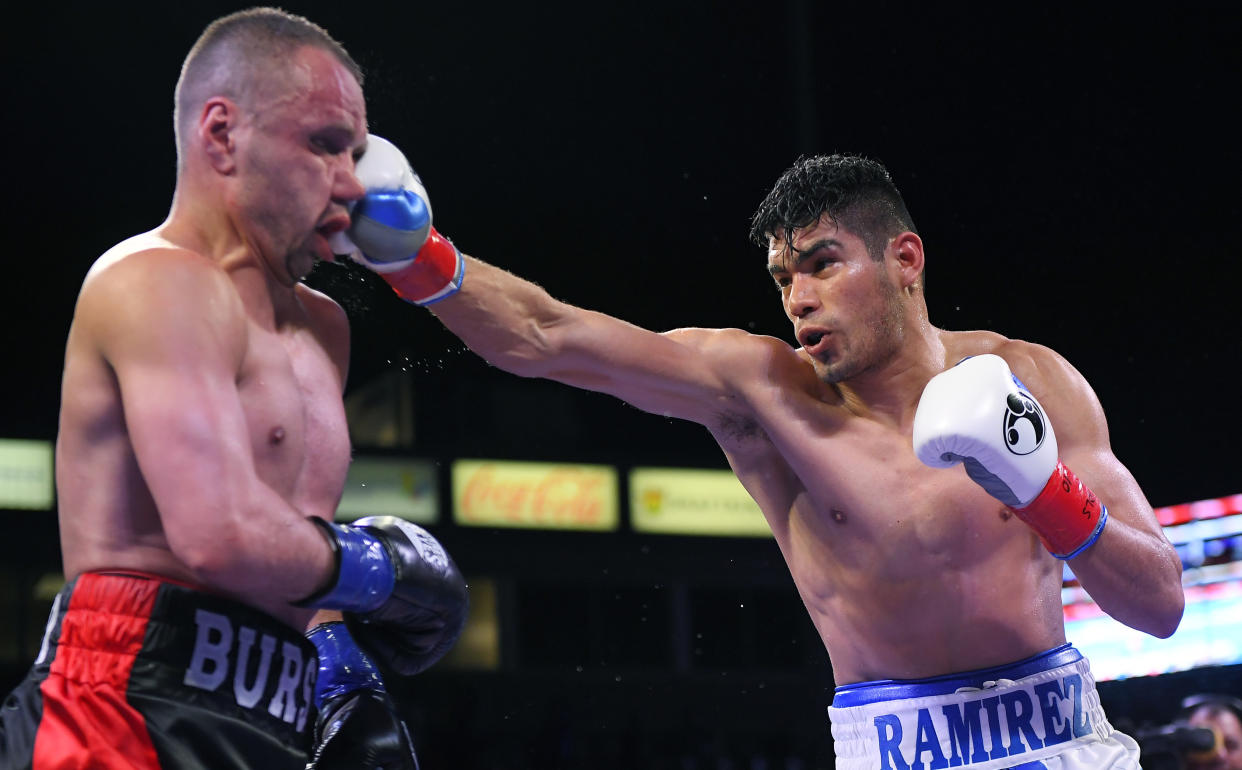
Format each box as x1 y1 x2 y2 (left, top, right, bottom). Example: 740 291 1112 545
288 243 320 282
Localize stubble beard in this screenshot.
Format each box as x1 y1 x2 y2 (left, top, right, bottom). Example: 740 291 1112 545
816 275 906 385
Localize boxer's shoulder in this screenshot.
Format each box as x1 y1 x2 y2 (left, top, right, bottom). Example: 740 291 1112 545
934 331 1101 448
295 282 348 332
940 328 1013 359
75 241 246 363
665 326 808 376
294 282 350 377
81 239 232 312
941 330 1065 384
84 231 213 283
661 326 828 410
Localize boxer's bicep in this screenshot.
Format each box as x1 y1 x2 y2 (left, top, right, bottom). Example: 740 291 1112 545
87 255 261 563
540 310 745 424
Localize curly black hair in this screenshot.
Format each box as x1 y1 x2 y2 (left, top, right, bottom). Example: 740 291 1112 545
749 155 917 261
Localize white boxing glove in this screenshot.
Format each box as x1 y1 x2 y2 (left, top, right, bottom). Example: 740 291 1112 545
334 134 464 305
913 354 1107 559
913 354 1058 507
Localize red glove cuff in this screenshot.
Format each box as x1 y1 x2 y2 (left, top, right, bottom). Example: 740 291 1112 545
382 228 464 306
1014 460 1108 559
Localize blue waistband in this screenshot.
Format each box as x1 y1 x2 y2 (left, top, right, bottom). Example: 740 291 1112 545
832 644 1082 708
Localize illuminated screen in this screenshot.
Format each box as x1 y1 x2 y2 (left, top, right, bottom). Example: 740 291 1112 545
452 459 619 531
629 467 772 537
0 439 54 510
336 456 438 524
1063 495 1242 680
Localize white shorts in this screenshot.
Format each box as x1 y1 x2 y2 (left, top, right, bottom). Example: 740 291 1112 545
827 644 1141 770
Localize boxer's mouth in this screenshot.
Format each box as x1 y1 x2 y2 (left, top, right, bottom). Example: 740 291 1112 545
798 327 830 350
317 216 350 238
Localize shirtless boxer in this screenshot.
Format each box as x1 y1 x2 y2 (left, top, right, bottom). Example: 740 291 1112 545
340 141 1184 769
0 10 466 770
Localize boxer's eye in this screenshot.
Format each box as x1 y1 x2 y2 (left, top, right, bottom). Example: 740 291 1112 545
311 131 351 156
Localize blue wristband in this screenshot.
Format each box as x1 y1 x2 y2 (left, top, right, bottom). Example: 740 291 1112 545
1058 505 1110 560
307 621 386 708
301 519 396 612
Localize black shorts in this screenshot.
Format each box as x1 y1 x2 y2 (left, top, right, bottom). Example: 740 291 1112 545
0 571 317 769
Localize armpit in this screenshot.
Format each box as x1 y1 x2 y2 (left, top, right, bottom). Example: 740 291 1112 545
711 409 769 446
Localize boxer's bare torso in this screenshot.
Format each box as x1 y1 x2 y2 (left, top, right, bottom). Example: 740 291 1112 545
698 327 1066 684
56 231 352 628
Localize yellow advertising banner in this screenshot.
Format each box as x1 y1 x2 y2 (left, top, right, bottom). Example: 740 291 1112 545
630 467 772 537
453 459 618 531
0 439 54 510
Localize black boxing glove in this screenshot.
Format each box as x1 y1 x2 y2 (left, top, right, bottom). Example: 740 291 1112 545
297 516 468 675
307 621 419 770
312 690 419 770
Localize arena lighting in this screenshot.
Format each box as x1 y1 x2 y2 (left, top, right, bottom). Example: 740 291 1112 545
0 439 54 510
1063 493 1242 680
1153 493 1242 526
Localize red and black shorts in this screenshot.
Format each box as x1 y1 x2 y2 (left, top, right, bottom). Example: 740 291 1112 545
0 571 318 769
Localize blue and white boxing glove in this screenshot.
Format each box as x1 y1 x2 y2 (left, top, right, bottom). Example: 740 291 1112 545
330 134 464 305
307 622 419 770
297 516 468 676
912 354 1107 559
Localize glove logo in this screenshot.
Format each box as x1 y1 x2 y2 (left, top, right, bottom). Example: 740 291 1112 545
390 520 451 575
1003 392 1046 455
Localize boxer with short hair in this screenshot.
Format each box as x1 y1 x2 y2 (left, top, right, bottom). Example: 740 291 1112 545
0 9 465 770
343 144 1184 768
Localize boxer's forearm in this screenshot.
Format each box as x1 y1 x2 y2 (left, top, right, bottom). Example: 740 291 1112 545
1053 463 1184 638
1065 521 1184 637
428 254 580 377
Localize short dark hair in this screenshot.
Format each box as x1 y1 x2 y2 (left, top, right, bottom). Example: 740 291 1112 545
173 7 363 165
749 154 917 261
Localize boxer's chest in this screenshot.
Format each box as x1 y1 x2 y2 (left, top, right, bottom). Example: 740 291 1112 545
237 325 351 518
732 415 1021 581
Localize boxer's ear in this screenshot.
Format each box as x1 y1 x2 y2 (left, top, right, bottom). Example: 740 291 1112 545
888 231 924 292
198 97 240 174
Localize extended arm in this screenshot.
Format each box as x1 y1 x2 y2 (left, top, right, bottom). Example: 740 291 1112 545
430 255 745 421
338 133 744 425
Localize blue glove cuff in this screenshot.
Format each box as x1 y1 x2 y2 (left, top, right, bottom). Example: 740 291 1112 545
300 519 396 613
307 621 386 708
1058 505 1110 560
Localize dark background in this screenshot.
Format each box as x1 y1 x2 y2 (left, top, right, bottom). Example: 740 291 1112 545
2 2 1240 767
